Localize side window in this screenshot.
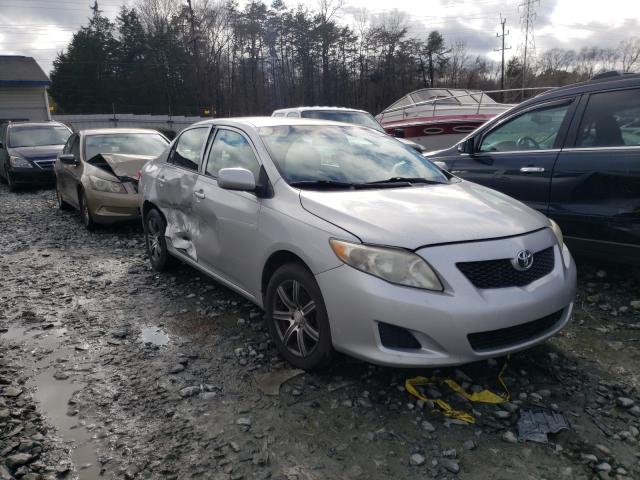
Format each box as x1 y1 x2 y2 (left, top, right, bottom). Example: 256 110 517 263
576 88 640 148
169 127 208 171
273 113 285 118
480 103 571 152
286 112 300 118
205 129 261 179
62 134 75 154
70 135 80 159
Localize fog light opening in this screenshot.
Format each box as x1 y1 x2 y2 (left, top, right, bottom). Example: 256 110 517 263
378 322 421 350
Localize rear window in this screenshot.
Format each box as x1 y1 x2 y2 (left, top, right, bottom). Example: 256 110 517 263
9 125 71 147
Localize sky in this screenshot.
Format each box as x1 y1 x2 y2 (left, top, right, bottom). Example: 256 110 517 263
1 0 639 75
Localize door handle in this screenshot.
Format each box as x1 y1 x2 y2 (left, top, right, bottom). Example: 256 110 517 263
520 166 545 173
194 190 205 199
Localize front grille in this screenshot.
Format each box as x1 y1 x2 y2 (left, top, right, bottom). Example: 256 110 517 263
33 159 55 169
457 247 554 289
467 309 564 352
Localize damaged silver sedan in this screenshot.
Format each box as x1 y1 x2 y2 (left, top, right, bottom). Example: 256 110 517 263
54 128 169 230
139 117 576 370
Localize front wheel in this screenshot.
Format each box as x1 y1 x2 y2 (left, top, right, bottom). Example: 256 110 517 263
79 190 96 231
144 208 176 272
265 263 333 370
6 171 17 192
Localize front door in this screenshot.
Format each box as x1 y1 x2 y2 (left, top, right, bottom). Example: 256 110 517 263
192 127 262 294
550 87 640 259
156 126 210 261
451 98 576 213
59 134 81 206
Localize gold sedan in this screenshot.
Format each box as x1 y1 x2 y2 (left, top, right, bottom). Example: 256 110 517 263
54 128 169 230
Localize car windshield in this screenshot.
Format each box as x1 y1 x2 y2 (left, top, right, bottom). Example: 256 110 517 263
9 125 71 147
300 110 384 132
85 133 168 160
259 125 448 186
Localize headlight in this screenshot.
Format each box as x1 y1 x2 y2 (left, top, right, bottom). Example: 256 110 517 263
88 175 126 193
329 239 443 291
549 219 571 268
9 155 32 168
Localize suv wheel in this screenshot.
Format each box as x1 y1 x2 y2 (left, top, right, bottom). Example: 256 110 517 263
144 208 176 271
79 190 96 231
265 263 333 370
6 170 17 192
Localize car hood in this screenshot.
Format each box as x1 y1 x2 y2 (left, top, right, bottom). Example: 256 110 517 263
299 181 548 250
88 153 153 178
9 145 64 160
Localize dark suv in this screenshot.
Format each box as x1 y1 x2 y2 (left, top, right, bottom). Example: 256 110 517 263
0 121 72 191
425 72 640 264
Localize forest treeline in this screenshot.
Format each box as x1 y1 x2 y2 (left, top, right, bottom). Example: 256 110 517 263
49 0 640 116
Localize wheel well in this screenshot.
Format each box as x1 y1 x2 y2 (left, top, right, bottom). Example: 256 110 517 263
141 201 164 223
261 250 309 301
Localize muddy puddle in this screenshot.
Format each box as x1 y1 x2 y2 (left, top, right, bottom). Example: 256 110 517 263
1 325 101 479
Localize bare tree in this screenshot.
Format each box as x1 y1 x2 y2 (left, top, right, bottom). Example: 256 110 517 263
620 37 640 73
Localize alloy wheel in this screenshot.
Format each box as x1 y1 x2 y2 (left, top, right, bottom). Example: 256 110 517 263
271 279 320 357
146 214 163 263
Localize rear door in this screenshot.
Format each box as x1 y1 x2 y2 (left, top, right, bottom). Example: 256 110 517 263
155 126 210 261
550 87 640 260
451 98 577 212
59 134 81 206
192 127 262 294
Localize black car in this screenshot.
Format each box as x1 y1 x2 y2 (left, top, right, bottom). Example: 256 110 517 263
424 72 640 264
0 121 72 191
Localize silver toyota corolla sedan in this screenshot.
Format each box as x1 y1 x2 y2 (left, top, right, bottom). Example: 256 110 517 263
139 117 576 370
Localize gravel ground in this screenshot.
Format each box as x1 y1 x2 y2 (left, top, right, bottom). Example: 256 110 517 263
1 184 640 480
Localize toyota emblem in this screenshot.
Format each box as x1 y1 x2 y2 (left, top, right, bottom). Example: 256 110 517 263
512 250 534 271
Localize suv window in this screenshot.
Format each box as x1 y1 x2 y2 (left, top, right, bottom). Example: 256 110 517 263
169 127 208 171
205 129 260 178
576 88 640 148
480 103 570 152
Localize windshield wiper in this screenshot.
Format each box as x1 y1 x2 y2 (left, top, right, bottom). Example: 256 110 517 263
364 177 446 185
289 179 356 189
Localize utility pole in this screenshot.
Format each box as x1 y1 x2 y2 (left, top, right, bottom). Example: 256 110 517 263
519 0 539 99
494 15 511 102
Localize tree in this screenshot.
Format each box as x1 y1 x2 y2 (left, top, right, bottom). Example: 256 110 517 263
422 31 449 87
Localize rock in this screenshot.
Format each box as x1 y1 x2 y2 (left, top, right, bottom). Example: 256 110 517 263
3 387 22 397
236 417 252 426
53 371 69 380
409 453 425 466
616 397 635 408
6 453 33 470
630 300 640 310
421 420 435 433
494 410 511 419
440 458 460 474
463 440 476 451
179 386 200 397
502 431 518 444
596 462 612 472
169 364 185 374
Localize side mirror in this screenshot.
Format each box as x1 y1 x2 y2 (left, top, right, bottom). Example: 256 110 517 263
217 167 256 192
59 153 78 165
393 128 405 139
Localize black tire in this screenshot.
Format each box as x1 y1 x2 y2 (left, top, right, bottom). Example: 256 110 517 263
265 263 333 370
0 164 6 184
144 208 177 272
6 171 18 192
78 190 96 231
56 181 72 210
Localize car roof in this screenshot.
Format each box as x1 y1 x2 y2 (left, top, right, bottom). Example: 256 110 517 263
6 121 69 129
192 116 364 129
522 72 640 107
272 106 370 115
79 128 165 136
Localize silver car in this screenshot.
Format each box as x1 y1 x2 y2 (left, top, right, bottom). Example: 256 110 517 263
139 117 576 370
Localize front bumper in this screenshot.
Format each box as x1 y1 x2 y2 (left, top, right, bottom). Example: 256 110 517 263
8 167 55 185
315 228 577 367
84 185 140 224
